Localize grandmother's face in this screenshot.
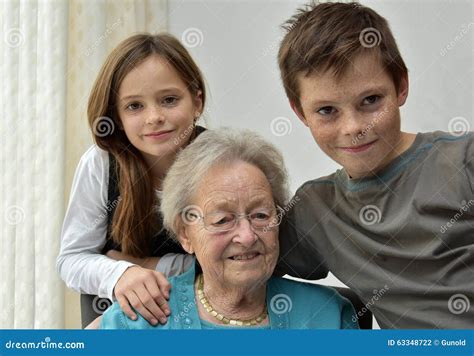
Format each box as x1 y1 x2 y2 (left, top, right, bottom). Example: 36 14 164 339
178 161 279 290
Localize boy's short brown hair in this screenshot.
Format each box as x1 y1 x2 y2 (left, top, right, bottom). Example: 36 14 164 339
278 2 408 114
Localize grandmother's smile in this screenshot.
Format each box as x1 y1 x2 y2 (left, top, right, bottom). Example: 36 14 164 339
229 252 261 261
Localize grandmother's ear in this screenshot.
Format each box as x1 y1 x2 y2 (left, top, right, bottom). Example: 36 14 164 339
176 225 195 254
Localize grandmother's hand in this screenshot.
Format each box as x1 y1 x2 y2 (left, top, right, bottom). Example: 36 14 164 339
113 266 171 325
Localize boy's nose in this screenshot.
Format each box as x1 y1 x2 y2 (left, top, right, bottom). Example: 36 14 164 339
340 111 367 138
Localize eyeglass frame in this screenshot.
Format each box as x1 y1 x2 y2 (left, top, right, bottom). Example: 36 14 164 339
183 205 285 233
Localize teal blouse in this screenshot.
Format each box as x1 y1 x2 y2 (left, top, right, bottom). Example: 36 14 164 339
101 259 358 329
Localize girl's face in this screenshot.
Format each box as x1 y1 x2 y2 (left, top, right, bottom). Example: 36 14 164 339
117 54 202 162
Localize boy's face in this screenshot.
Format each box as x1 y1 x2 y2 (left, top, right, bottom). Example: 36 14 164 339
292 52 411 179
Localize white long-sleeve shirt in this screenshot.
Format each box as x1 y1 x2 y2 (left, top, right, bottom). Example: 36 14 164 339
56 145 192 300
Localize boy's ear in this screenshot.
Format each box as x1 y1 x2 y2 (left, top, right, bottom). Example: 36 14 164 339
176 223 195 255
290 100 309 127
397 74 409 107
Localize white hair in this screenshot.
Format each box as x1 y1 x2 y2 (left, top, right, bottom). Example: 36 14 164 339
161 128 289 237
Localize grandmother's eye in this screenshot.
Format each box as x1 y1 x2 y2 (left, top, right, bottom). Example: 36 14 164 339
251 212 271 220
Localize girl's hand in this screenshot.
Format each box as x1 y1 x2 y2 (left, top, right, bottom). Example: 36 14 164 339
113 266 171 325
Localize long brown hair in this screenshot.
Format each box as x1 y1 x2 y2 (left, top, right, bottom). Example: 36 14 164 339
87 33 206 257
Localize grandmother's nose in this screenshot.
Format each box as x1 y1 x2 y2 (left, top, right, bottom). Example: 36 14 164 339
232 218 257 247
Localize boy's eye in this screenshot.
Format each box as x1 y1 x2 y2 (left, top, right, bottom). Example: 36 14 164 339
317 106 337 116
162 96 179 105
126 102 143 111
362 95 380 105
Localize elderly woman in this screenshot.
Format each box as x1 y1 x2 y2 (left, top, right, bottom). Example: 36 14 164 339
100 128 357 329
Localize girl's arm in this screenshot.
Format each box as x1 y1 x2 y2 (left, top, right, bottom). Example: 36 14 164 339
56 146 170 325
56 145 134 299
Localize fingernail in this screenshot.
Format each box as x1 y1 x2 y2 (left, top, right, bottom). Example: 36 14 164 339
131 315 137 321
165 309 170 316
160 317 167 324
151 319 158 325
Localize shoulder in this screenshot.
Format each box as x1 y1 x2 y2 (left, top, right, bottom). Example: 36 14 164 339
419 131 473 152
418 131 473 174
100 303 151 329
292 172 338 205
79 145 109 169
73 145 110 185
268 277 357 328
269 277 345 307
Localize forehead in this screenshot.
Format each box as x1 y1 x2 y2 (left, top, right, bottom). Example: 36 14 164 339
298 52 394 104
118 55 187 96
195 161 273 207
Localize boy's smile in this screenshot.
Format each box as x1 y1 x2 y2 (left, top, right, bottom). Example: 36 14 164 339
293 51 416 179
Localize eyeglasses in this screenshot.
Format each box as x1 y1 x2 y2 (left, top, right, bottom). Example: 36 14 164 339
184 206 284 233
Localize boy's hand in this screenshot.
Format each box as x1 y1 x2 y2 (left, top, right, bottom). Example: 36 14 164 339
113 266 171 325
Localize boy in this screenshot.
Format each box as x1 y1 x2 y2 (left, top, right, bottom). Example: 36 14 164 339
276 2 473 328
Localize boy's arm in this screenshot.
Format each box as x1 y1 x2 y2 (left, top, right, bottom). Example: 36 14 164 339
465 133 473 193
276 195 329 280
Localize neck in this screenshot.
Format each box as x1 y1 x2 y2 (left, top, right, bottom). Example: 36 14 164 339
196 274 267 322
142 152 177 190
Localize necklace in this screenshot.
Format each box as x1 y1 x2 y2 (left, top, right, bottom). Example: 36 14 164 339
196 274 267 326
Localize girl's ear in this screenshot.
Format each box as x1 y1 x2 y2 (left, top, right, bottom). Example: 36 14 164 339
193 90 203 118
176 222 195 254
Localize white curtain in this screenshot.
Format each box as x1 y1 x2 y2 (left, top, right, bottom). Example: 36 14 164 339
1 0 167 329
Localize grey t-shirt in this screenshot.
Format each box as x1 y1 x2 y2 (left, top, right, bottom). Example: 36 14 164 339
277 131 473 329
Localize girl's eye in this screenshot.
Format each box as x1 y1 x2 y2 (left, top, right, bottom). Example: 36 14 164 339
162 96 179 105
362 95 381 105
317 106 337 116
126 102 142 111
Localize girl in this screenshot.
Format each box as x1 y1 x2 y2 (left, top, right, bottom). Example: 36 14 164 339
57 33 205 327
